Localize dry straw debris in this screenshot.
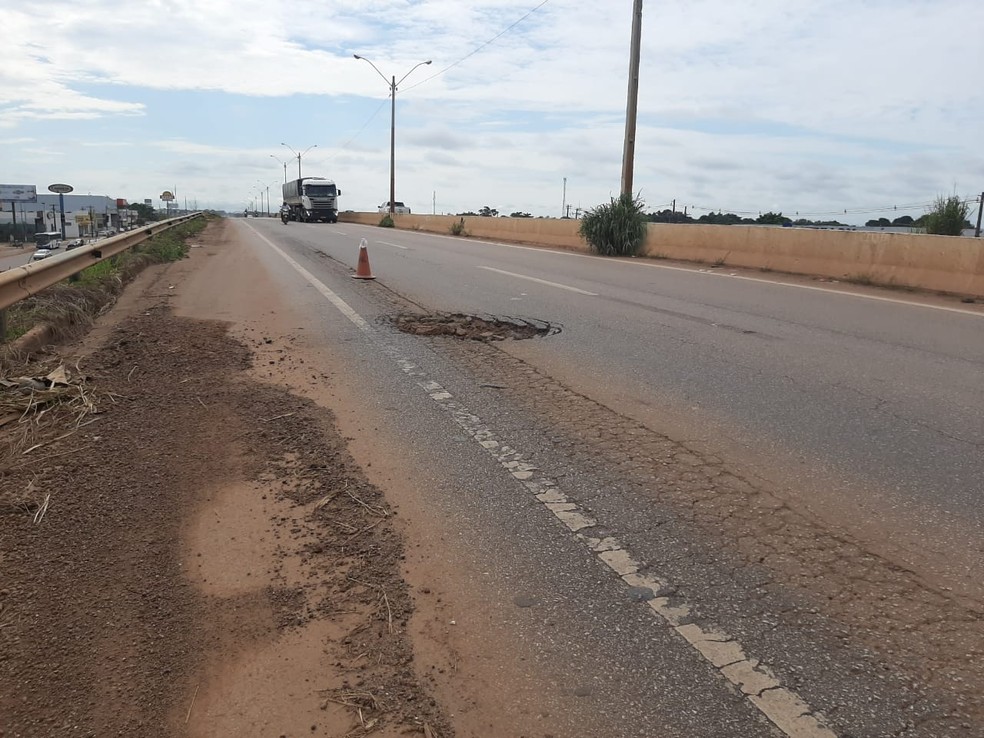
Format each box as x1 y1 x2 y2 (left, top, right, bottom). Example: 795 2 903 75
0 364 98 516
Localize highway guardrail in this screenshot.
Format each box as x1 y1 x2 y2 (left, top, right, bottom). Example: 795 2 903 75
0 213 203 312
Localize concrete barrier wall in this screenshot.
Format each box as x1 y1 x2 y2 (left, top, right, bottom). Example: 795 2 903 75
339 212 984 297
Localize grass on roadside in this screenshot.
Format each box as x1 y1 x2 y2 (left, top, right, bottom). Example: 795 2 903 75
2 217 211 345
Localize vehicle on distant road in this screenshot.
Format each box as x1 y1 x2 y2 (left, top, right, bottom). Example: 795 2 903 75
34 231 62 248
30 248 54 262
378 201 411 214
282 177 341 223
66 238 85 250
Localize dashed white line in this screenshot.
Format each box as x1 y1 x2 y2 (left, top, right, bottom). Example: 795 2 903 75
331 229 349 235
377 240 409 250
339 223 983 318
246 220 838 738
478 266 598 296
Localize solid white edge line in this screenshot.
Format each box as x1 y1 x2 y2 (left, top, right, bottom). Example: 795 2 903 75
337 222 983 318
243 220 837 738
479 266 598 296
377 240 410 250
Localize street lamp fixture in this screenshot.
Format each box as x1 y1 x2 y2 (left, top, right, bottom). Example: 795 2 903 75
281 143 318 180
353 54 432 214
270 154 290 184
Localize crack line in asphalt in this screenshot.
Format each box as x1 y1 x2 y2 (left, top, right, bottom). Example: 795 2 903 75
248 223 839 738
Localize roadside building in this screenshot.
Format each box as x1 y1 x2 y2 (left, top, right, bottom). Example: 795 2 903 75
0 194 129 240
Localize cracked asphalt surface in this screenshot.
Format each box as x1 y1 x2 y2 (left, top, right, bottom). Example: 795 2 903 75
237 217 982 737
8 216 978 737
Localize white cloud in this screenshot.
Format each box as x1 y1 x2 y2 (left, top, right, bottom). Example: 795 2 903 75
0 0 981 218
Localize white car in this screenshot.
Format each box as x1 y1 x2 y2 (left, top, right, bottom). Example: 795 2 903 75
31 248 54 262
378 201 411 214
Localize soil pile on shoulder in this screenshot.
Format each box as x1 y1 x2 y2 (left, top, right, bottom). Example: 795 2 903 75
0 304 450 737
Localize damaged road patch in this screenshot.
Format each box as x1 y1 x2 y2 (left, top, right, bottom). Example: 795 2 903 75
387 312 561 341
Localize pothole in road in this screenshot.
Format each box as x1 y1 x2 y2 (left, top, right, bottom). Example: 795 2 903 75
388 313 561 341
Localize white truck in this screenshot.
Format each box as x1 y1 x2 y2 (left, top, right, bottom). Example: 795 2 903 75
282 177 341 223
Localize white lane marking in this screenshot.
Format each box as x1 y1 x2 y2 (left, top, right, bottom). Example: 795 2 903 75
246 220 837 738
338 223 983 318
377 240 409 250
478 266 598 296
248 226 371 331
331 229 348 235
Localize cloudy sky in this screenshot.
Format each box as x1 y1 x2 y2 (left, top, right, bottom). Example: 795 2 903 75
1 0 981 222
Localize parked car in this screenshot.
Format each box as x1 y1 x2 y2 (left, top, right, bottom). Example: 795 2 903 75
378 201 411 214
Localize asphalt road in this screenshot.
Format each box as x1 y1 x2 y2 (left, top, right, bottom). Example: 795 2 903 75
0 248 33 272
260 220 984 528
231 218 984 737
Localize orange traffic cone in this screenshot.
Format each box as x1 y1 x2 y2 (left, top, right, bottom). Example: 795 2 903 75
352 238 376 280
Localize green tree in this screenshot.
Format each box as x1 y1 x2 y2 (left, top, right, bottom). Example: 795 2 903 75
510 211 532 218
866 217 892 227
923 195 970 236
891 215 914 226
128 201 160 224
579 194 648 256
756 211 791 226
478 206 499 217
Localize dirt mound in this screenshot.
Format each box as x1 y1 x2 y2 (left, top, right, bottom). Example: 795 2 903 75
0 305 451 737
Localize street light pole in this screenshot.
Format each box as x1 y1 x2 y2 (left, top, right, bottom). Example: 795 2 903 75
354 55 432 214
281 143 317 180
270 155 289 184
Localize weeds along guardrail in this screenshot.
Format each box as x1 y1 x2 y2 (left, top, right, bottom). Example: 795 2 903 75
0 213 203 323
0 212 204 344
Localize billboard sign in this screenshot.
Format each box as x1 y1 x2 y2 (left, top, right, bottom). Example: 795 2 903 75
47 183 74 194
160 191 175 202
144 199 152 206
0 184 38 202
116 198 128 208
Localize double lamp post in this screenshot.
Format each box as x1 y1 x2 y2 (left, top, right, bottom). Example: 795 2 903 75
353 54 431 214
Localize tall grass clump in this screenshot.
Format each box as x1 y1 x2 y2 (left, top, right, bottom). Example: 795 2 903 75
923 195 970 236
579 194 648 256
378 214 395 228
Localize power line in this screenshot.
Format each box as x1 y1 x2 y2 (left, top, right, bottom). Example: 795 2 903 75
401 0 552 94
335 97 390 152
331 1 551 155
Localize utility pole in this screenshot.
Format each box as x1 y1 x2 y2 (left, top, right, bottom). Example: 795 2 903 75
620 0 644 198
433 191 436 215
976 191 983 238
562 177 567 218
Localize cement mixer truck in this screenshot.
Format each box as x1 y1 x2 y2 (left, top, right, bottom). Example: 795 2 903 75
282 177 341 223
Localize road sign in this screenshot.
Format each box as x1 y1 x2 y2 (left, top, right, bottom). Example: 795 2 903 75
0 184 38 202
144 199 152 206
161 191 175 202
